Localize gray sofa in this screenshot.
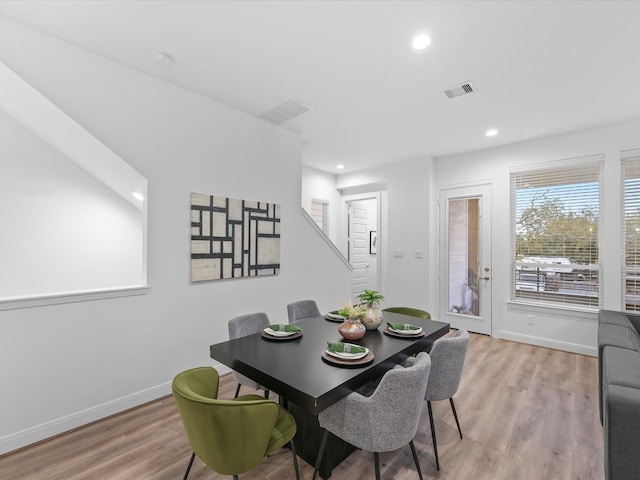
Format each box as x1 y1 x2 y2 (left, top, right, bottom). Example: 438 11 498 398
598 309 640 480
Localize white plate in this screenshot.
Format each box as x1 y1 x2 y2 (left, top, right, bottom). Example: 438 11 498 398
388 326 423 335
325 346 369 360
325 312 345 320
264 328 297 337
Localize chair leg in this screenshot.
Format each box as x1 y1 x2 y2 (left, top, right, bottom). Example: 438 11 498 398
374 452 381 480
183 452 195 480
312 429 329 480
450 397 463 439
264 389 270 399
427 401 440 471
234 383 241 399
409 441 424 480
290 440 301 480
233 476 239 480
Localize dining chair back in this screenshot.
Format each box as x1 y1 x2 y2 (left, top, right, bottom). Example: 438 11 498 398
172 366 300 480
382 306 431 319
312 352 432 480
287 299 321 324
228 312 270 398
423 329 469 470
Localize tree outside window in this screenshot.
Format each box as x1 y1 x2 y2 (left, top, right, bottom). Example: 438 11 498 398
512 157 602 308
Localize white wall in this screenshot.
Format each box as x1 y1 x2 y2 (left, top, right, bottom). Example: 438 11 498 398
301 166 346 253
0 17 351 454
434 119 640 355
0 110 144 298
337 157 434 311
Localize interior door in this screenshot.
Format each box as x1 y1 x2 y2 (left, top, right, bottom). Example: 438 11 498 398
439 184 492 335
347 197 379 301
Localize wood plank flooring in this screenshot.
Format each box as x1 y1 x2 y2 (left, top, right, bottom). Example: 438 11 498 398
0 333 604 480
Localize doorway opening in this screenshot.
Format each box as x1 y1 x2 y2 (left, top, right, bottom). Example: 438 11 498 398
345 194 381 302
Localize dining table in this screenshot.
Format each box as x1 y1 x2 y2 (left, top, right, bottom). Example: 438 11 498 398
209 311 450 479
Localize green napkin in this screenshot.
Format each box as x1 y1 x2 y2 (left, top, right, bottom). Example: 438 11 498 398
326 342 367 354
387 322 421 331
268 324 302 332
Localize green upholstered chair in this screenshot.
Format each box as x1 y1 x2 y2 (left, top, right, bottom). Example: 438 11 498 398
172 366 300 480
382 307 431 319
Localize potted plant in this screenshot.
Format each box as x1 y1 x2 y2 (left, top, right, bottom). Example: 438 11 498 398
358 289 385 330
337 302 367 340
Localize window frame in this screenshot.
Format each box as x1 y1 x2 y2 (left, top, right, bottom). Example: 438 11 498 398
510 155 603 310
622 149 640 312
310 198 329 235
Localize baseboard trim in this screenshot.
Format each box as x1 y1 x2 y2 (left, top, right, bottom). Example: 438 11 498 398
497 330 597 357
0 382 171 456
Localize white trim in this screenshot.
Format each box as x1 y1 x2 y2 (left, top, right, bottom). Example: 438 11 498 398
497 330 597 357
506 299 599 319
509 153 604 174
0 286 150 311
438 182 494 336
343 192 383 293
0 381 170 455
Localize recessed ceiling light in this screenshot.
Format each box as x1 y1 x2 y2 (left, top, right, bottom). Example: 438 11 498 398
486 129 498 137
337 164 344 170
152 51 172 65
412 34 431 50
132 192 144 201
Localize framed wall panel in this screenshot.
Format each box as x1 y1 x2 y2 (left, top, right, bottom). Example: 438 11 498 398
190 193 280 281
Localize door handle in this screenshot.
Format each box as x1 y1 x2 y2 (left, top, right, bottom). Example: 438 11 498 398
483 276 490 280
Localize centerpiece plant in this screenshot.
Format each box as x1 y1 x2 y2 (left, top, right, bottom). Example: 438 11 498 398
338 302 366 320
359 289 385 306
337 302 366 340
358 289 385 330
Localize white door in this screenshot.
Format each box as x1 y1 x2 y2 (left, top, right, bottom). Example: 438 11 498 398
348 198 379 301
439 184 492 335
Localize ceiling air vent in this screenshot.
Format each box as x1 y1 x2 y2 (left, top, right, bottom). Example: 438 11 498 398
257 97 313 125
444 81 477 99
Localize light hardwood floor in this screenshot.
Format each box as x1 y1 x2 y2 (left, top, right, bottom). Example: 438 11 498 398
0 333 604 480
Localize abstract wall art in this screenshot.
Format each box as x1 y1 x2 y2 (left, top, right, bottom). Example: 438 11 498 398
190 193 280 281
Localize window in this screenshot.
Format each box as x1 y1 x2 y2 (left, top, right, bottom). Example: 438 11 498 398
311 199 329 235
623 150 640 311
511 156 602 308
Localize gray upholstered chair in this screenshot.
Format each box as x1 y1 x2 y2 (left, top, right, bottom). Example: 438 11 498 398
407 329 469 471
227 312 270 399
287 299 321 324
312 352 432 480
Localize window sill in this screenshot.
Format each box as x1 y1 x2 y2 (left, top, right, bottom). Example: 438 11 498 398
0 285 150 311
506 299 598 319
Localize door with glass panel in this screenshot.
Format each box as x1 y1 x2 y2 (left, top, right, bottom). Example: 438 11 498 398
439 185 492 335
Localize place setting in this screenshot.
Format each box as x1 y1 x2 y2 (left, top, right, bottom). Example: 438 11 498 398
321 341 374 368
383 321 425 338
261 323 303 341
324 310 346 322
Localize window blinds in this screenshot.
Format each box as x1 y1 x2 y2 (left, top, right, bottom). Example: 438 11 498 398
511 156 602 308
310 199 329 235
622 150 640 311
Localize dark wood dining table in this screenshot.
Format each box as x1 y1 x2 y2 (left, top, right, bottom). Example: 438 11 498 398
209 312 449 478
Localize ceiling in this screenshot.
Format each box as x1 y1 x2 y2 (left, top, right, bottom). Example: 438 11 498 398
1 0 640 174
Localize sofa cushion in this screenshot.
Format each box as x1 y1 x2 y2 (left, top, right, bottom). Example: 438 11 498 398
598 324 640 353
603 347 640 390
604 385 640 480
599 310 636 329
